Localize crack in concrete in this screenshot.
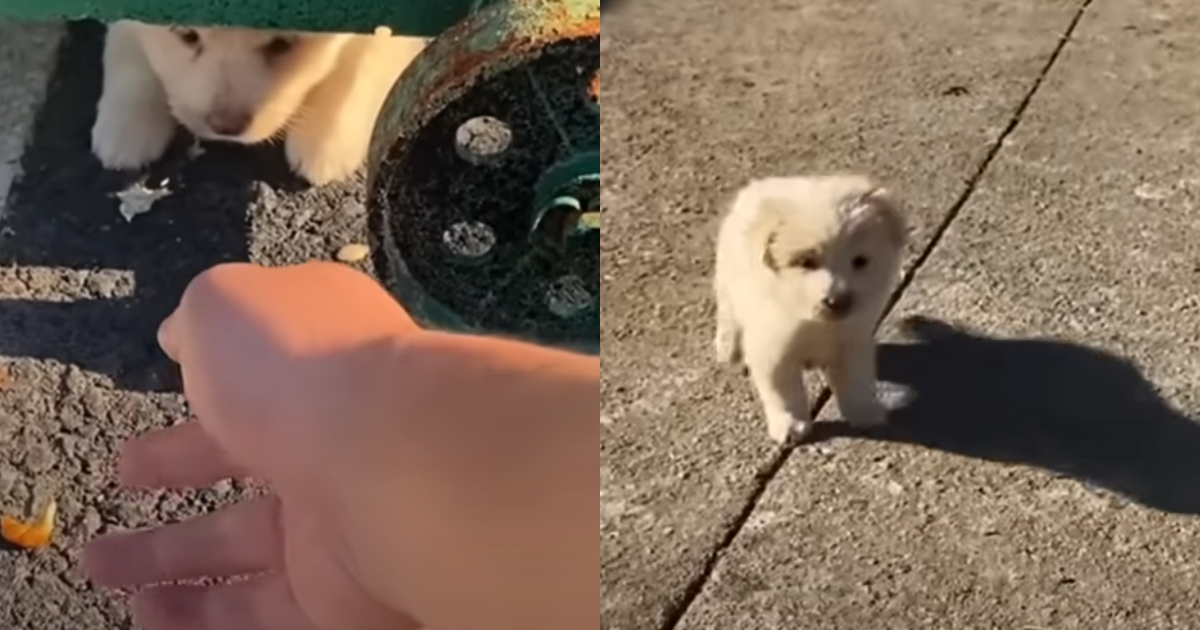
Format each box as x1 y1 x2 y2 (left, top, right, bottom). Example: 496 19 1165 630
654 0 1099 627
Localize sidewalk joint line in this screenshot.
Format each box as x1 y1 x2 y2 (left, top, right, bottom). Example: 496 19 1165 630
881 0 1097 321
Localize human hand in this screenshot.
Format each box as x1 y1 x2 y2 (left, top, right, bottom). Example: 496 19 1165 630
81 261 421 630
81 261 598 630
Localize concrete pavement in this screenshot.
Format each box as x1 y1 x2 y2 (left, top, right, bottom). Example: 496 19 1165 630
0 23 62 214
603 0 1200 628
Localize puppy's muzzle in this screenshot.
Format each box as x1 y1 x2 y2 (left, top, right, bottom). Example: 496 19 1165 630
204 110 253 138
820 290 855 319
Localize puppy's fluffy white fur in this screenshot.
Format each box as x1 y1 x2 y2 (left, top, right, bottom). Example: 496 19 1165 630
713 174 907 444
92 21 428 185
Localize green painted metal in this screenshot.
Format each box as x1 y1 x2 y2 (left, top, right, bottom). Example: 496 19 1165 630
0 0 498 35
531 150 601 249
366 0 600 354
528 150 600 344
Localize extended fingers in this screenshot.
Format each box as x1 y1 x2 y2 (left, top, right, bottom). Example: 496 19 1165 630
132 574 318 630
83 494 281 588
120 420 248 489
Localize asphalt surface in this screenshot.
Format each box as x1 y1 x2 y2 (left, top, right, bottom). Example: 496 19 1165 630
0 20 375 629
603 0 1200 629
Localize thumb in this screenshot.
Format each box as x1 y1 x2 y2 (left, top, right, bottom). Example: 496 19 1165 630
157 309 183 365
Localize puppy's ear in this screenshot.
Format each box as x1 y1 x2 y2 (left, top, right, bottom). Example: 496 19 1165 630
749 198 790 271
850 187 908 248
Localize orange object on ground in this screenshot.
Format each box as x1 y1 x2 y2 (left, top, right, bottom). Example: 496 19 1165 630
1 500 56 549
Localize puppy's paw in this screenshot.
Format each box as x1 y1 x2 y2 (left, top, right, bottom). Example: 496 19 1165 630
765 411 814 445
285 122 370 186
839 396 888 429
91 98 175 170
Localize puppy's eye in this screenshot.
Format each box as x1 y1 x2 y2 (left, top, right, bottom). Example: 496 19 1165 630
261 36 296 58
174 28 201 47
794 256 821 271
851 255 869 270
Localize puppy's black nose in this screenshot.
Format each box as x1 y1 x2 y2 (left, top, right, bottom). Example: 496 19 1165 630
821 291 855 317
205 110 252 137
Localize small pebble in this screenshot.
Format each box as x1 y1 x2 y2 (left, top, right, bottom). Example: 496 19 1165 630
336 243 370 263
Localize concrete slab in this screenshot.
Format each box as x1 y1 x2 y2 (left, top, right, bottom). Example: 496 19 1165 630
0 22 63 213
679 0 1200 627
601 0 1086 627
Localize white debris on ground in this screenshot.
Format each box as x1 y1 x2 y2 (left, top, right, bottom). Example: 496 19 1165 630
877 380 915 410
113 179 173 222
186 137 206 159
112 137 214 221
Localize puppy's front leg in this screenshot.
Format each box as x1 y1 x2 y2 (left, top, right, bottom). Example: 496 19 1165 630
743 331 812 444
286 35 427 185
712 281 742 364
92 21 177 170
826 338 886 429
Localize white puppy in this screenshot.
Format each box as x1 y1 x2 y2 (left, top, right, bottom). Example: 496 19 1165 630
91 21 428 185
713 174 907 444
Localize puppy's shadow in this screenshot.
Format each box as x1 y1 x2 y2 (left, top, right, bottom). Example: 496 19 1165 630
814 315 1200 515
0 21 310 392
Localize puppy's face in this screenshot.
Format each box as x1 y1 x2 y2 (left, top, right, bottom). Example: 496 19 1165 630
132 23 351 143
751 185 906 323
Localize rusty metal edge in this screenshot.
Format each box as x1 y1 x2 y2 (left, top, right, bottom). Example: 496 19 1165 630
369 0 599 171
